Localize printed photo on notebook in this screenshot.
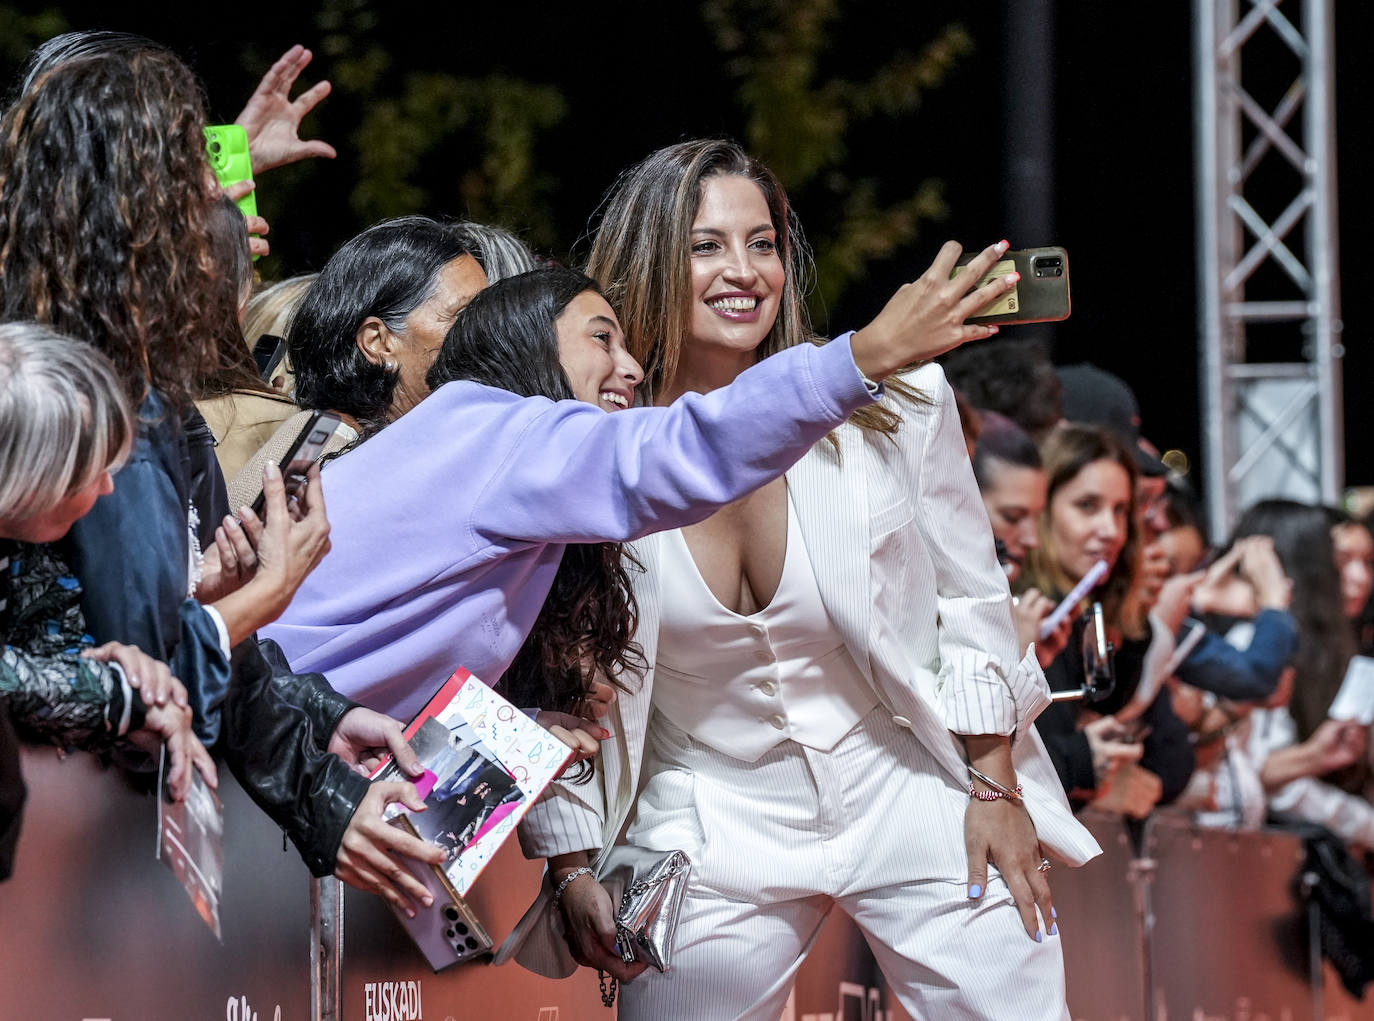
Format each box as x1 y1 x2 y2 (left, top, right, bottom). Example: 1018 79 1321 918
370 667 574 896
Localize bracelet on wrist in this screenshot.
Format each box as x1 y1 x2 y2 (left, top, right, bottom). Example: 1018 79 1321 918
552 865 594 908
967 764 1024 802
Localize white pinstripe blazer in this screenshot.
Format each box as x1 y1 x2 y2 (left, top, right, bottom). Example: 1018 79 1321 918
501 362 1101 974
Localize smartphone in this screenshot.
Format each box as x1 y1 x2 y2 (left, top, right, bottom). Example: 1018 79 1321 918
953 245 1071 325
204 124 256 219
249 411 342 516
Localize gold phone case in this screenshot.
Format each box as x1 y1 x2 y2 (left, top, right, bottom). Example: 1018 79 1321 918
953 245 1071 326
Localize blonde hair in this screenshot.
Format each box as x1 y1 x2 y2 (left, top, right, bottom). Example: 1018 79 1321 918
586 139 917 433
0 322 133 520
244 273 319 346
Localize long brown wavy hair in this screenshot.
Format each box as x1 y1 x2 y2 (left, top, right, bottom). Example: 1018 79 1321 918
586 138 922 435
1022 423 1148 640
0 43 243 409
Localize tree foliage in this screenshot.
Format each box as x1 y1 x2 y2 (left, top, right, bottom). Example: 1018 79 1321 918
703 0 970 317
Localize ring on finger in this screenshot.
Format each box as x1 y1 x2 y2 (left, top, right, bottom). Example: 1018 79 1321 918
1037 857 1052 873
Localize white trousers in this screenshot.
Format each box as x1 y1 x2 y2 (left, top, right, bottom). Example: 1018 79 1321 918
620 709 1070 1021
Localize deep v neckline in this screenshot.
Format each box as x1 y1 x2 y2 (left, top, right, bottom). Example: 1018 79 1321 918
673 495 795 620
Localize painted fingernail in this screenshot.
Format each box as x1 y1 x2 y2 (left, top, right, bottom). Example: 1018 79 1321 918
422 894 434 907
996 239 1010 253
224 516 240 530
1005 272 1020 284
1049 923 1058 936
986 325 999 335
1034 930 1043 943
1051 906 1057 919
406 907 416 919
967 884 982 899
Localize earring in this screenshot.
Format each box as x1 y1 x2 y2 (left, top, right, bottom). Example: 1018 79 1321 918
384 360 398 373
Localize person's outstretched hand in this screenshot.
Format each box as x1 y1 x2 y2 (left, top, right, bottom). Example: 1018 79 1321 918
235 44 337 174
850 240 1017 381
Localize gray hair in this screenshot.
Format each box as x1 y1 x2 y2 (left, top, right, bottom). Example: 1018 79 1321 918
0 322 134 520
449 221 538 283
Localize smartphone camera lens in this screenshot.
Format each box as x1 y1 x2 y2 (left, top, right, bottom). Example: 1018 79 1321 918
444 905 459 921
1033 255 1063 279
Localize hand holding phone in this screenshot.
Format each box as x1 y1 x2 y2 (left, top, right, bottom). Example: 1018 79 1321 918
249 412 342 517
953 246 1071 326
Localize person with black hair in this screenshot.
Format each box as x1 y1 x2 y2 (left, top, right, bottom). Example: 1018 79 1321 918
939 337 1063 443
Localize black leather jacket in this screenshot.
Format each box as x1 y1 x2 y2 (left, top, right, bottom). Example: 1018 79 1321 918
62 395 367 876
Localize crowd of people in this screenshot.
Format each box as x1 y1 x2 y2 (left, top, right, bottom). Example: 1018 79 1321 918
2 29 1372 1020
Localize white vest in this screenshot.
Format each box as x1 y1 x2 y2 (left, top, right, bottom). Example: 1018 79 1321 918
652 499 876 762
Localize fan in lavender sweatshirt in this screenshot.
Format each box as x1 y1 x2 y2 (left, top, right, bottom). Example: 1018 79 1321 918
264 253 1014 720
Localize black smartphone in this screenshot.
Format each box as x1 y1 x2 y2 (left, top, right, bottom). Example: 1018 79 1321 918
953 245 1071 325
249 411 342 516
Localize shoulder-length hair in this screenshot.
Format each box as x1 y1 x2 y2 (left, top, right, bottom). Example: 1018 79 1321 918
1023 423 1146 639
0 40 242 409
0 322 133 521
585 138 917 435
428 266 645 714
288 215 473 438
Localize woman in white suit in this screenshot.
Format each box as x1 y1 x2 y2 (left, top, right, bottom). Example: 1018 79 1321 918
507 140 1100 1020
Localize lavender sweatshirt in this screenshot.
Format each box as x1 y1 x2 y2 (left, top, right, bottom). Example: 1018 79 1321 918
263 334 876 720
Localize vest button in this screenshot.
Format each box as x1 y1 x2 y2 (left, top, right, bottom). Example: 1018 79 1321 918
769 714 786 730
757 680 777 696
892 716 913 729
753 649 773 664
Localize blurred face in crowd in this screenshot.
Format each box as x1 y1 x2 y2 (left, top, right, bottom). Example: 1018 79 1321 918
1331 522 1374 620
1047 457 1133 582
980 458 1047 584
688 174 787 358
372 254 488 415
555 290 643 412
1157 522 1207 576
1136 472 1170 543
0 470 115 544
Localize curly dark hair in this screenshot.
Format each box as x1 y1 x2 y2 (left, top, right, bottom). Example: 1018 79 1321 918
428 267 646 713
0 42 241 408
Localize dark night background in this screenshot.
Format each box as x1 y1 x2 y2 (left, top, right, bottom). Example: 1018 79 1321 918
1 1 1369 499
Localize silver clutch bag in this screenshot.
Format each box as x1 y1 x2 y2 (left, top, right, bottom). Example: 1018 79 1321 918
596 844 691 973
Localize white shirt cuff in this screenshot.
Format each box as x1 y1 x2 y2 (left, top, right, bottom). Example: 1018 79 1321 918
201 605 233 659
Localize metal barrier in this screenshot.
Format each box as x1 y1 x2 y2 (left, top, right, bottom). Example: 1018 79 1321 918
2 749 1370 1020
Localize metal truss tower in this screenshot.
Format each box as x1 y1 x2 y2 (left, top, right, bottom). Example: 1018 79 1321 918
1195 0 1342 541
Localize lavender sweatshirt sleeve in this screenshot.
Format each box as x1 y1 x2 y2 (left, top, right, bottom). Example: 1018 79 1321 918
468 333 875 545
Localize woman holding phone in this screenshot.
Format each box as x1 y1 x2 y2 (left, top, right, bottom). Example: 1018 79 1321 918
507 140 1099 1020
265 250 1019 729
0 35 447 912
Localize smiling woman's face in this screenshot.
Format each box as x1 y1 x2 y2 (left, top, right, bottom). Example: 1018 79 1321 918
554 290 644 412
1046 457 1133 582
687 174 786 356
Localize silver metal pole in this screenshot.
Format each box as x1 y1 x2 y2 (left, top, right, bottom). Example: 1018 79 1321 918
1195 0 1231 541
1305 0 1344 502
311 877 344 1021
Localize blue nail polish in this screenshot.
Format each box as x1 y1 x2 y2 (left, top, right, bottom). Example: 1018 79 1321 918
1049 923 1058 936
1051 906 1057 919
967 884 982 899
1034 930 1043 943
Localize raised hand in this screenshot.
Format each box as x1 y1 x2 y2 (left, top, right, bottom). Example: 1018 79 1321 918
234 45 337 175
850 240 1018 381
